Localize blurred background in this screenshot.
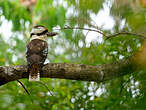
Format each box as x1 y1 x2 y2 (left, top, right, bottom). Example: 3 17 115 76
0 0 146 109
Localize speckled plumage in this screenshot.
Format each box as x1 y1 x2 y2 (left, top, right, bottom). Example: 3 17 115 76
26 39 48 65
26 25 48 81
26 25 57 81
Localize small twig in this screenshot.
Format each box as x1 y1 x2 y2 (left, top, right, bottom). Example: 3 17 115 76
106 32 145 40
85 31 90 38
17 80 31 96
38 81 54 96
54 26 145 40
119 78 131 95
54 26 108 37
119 81 124 95
17 80 33 103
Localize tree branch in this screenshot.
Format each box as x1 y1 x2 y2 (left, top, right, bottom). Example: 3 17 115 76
105 32 146 40
17 79 31 96
0 51 145 86
54 26 107 37
54 26 145 39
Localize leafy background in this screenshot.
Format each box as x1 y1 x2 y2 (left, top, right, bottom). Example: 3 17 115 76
0 0 145 109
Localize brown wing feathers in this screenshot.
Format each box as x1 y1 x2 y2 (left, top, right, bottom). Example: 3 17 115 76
26 39 48 81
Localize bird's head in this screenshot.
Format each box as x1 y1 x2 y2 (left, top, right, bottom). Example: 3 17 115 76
30 25 57 41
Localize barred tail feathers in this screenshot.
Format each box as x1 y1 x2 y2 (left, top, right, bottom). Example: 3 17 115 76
29 64 40 81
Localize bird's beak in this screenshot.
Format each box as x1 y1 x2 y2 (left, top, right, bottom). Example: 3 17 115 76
47 32 58 37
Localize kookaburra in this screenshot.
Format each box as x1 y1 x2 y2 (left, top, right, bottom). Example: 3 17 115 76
26 25 57 81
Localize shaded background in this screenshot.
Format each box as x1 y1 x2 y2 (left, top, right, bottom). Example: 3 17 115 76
0 0 146 109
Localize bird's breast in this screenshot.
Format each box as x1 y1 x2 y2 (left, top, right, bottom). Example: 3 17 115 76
27 39 48 53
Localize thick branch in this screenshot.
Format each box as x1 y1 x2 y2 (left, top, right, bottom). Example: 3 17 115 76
1 42 146 86
0 55 143 86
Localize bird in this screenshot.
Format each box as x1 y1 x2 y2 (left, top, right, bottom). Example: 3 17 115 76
26 25 57 81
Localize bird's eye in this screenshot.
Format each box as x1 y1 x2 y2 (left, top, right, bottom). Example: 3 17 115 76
38 27 42 30
36 27 42 30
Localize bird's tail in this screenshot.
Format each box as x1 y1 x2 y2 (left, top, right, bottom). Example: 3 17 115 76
28 64 40 82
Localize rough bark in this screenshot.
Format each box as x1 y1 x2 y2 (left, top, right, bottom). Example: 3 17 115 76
0 43 146 86
0 56 139 86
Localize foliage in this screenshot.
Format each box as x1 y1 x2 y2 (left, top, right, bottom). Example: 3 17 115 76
0 0 145 109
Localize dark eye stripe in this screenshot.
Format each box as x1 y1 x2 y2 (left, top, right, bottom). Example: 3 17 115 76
30 33 35 37
30 29 48 37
